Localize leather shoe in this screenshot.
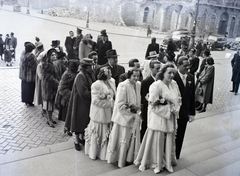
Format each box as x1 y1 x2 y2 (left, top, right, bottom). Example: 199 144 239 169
74 142 81 151
230 90 234 92
234 93 238 95
195 105 203 111
47 121 55 128
198 109 206 113
52 120 57 124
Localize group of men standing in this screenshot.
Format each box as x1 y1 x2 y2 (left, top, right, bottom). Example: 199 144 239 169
0 32 17 66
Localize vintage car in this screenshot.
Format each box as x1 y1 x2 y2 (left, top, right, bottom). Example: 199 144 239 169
226 37 240 50
162 29 191 51
207 35 227 51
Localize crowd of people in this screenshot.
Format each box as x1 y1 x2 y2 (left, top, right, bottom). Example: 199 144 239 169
0 32 17 66
17 27 217 174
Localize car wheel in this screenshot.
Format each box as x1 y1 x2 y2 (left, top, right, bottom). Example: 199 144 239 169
222 46 226 51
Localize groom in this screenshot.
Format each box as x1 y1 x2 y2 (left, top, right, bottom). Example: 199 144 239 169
174 56 195 159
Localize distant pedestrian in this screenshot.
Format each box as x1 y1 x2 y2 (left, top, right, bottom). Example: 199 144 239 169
0 34 3 60
41 48 59 128
34 37 43 56
96 30 112 65
147 25 152 37
145 37 159 59
4 45 12 66
73 27 83 59
1 0 3 7
10 32 17 61
65 31 76 60
19 42 37 106
188 48 199 75
230 48 240 95
195 57 215 113
79 34 94 61
51 40 64 53
195 40 202 57
167 38 176 53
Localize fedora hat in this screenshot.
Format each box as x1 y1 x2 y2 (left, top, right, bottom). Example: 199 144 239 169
51 40 59 47
101 29 107 36
68 60 79 70
147 51 159 59
81 58 93 66
106 49 119 58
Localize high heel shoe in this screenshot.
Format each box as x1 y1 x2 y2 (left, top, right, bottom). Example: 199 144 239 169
47 121 55 128
64 128 72 136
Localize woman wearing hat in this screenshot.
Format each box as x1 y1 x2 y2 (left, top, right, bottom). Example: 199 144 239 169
85 66 116 160
65 58 96 150
195 57 215 113
41 48 59 127
19 42 37 106
55 60 79 125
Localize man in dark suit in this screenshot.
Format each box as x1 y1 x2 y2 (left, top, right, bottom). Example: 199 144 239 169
88 51 101 79
10 32 17 61
145 37 159 59
119 58 142 83
65 31 76 60
140 60 161 140
97 49 125 87
174 56 195 159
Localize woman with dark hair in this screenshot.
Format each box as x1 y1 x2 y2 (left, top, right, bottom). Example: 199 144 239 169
41 49 59 127
195 57 215 113
55 60 79 123
134 64 181 174
19 42 37 106
106 68 142 168
85 67 116 160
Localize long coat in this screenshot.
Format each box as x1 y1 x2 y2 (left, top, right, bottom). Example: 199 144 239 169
231 53 240 83
195 65 215 104
65 68 96 133
19 51 37 83
96 40 112 65
41 61 59 101
189 56 199 75
65 36 76 59
0 38 4 56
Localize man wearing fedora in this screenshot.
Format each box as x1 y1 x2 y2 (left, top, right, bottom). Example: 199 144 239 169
98 49 125 87
51 40 64 53
88 51 100 79
65 58 96 151
96 29 112 65
142 51 159 79
10 32 17 61
65 31 76 60
145 37 159 59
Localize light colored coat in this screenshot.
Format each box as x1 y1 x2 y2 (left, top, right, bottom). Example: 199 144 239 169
90 78 116 123
148 80 181 133
111 79 141 128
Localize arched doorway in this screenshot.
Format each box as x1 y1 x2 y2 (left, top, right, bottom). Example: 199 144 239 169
209 15 216 33
218 12 229 35
229 17 236 37
170 10 179 30
143 7 149 23
199 13 207 33
185 13 193 29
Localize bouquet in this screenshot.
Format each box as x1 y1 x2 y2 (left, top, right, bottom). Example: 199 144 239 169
153 95 168 106
98 93 113 101
125 103 140 114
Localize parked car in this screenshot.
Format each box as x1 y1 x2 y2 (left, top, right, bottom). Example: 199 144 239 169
207 35 227 51
226 37 240 50
162 29 191 51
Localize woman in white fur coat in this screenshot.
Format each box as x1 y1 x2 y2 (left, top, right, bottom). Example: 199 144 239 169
85 67 116 160
134 64 181 174
106 68 142 168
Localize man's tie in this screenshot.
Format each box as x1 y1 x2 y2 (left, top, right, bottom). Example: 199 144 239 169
182 75 186 87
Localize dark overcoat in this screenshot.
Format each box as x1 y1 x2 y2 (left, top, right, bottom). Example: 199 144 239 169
0 38 4 56
65 68 96 133
231 53 240 83
96 40 112 65
65 36 76 59
145 43 159 58
195 65 215 104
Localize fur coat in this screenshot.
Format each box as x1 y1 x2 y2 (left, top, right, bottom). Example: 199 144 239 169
19 51 37 82
41 61 59 101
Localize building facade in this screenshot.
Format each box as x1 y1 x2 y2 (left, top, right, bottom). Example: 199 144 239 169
14 0 240 38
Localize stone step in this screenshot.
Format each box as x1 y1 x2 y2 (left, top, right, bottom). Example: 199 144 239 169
97 165 139 176
205 160 240 176
181 135 234 158
186 147 240 176
212 137 240 154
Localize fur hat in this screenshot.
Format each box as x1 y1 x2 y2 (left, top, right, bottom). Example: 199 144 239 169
25 42 35 53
